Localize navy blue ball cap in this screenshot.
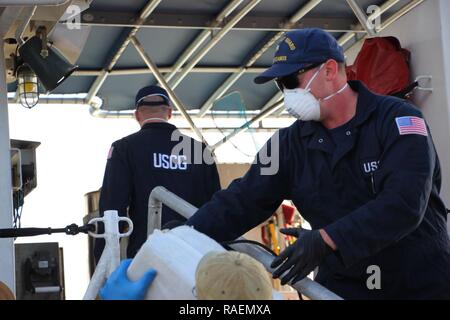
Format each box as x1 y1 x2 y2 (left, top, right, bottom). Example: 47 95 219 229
135 85 171 108
254 28 345 84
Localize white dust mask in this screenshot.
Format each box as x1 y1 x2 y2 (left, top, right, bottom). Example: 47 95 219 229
283 64 348 121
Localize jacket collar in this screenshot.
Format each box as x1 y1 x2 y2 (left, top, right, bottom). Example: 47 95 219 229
299 80 378 137
141 122 177 130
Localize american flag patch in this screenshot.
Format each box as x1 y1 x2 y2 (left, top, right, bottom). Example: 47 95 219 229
395 116 428 137
107 146 114 159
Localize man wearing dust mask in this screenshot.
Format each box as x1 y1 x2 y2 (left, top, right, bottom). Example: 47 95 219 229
185 28 450 299
280 63 349 121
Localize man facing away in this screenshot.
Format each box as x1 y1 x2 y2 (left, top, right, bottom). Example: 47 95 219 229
94 85 221 263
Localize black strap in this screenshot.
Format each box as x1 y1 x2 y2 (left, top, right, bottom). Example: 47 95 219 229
390 81 419 99
0 223 95 238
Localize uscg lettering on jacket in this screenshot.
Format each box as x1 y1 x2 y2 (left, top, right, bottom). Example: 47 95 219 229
361 159 380 175
153 153 188 171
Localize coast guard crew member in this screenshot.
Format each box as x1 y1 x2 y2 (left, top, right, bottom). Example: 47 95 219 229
94 85 221 263
186 28 450 299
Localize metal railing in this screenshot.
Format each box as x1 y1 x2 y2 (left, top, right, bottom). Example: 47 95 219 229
83 211 133 300
147 186 343 300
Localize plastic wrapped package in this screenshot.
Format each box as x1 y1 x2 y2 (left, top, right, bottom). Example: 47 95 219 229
127 226 225 300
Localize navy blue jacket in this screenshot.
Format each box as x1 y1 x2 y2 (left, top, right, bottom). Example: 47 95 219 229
187 81 450 299
94 122 221 262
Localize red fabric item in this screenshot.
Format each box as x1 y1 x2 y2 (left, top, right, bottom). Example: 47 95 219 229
281 204 296 225
346 37 411 96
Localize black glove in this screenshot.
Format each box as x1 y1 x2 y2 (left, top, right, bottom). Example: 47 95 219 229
271 228 333 285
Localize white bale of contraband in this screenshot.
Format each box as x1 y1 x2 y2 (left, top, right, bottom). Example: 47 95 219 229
126 226 225 300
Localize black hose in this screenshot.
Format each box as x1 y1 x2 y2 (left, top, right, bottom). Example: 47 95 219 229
221 239 279 257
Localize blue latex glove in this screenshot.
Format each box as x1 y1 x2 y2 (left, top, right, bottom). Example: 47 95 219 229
100 259 157 300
